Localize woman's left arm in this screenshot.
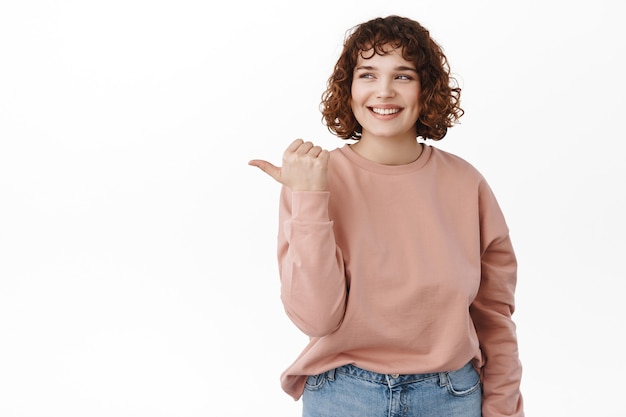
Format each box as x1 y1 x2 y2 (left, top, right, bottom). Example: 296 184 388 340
470 180 525 417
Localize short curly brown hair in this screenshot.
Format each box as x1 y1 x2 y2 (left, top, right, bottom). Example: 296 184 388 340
321 15 463 141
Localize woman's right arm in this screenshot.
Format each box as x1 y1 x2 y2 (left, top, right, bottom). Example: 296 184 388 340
249 139 347 337
277 186 347 337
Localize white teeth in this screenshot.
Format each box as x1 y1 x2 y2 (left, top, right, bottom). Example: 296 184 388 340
372 108 400 115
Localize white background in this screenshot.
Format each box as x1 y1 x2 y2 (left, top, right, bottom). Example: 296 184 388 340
1 0 624 416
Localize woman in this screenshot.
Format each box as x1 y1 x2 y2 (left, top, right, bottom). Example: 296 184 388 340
249 15 524 417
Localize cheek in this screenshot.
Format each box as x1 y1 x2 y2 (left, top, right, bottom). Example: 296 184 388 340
415 86 423 109
348 91 360 113
350 82 367 103
349 86 357 105
347 82 361 119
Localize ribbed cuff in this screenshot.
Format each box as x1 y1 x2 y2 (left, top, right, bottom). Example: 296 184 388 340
291 191 330 221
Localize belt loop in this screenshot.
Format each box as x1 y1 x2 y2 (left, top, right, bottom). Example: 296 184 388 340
326 368 336 381
438 372 448 387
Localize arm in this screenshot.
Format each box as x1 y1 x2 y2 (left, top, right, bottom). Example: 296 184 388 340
277 187 347 337
470 181 524 417
249 139 347 337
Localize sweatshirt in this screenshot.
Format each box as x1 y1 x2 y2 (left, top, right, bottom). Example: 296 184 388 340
276 144 524 417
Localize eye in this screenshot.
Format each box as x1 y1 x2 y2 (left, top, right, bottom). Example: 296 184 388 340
396 74 414 81
358 73 375 79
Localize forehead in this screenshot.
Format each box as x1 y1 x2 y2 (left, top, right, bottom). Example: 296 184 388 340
355 46 413 67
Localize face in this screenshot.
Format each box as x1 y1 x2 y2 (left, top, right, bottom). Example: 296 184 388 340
351 47 421 141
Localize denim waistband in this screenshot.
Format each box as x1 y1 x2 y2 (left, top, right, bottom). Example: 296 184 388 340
328 363 454 388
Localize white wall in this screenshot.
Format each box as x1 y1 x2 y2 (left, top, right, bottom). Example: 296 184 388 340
1 1 624 416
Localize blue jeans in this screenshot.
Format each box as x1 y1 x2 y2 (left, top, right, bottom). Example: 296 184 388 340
302 362 482 417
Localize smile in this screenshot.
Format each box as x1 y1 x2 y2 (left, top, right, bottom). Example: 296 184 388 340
370 107 401 115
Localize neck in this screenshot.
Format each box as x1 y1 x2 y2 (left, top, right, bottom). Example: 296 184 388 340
350 135 423 165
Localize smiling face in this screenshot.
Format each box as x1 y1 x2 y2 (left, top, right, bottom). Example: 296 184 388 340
350 47 421 142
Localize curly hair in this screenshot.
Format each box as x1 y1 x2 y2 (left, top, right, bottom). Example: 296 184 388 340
321 15 463 141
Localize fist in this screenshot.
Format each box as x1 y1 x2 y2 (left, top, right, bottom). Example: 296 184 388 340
249 139 330 191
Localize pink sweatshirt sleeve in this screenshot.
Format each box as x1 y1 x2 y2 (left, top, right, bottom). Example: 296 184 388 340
470 180 524 417
277 186 347 337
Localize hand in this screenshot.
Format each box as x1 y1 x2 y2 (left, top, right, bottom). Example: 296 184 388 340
248 139 330 191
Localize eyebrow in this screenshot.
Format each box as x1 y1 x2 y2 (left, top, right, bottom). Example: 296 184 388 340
355 65 418 72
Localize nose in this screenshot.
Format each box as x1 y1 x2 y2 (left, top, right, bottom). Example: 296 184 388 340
376 78 395 98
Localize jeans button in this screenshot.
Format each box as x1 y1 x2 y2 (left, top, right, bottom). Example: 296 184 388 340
391 373 399 378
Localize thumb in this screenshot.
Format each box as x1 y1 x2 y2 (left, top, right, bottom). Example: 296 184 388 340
248 159 281 182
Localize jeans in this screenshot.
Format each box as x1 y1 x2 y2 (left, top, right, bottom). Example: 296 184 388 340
302 362 482 417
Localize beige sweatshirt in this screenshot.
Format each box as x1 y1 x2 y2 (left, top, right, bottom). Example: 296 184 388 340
277 144 524 417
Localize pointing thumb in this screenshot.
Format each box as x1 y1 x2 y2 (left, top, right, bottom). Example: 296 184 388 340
248 159 281 182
